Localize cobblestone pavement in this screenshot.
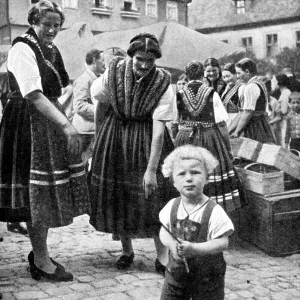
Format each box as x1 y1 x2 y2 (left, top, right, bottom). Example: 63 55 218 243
0 215 299 300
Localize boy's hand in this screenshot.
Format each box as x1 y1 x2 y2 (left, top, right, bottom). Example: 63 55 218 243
170 244 183 262
178 241 195 258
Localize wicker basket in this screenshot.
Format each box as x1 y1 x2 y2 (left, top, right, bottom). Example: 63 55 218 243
234 162 284 195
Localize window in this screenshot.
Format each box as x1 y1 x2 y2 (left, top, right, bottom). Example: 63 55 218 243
31 0 39 3
297 31 300 48
222 39 229 44
242 37 253 51
266 34 278 57
235 0 245 14
146 0 157 18
123 1 137 11
95 0 112 8
62 0 78 9
166 1 178 21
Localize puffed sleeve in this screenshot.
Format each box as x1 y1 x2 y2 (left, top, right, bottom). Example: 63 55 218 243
7 43 43 98
152 84 176 121
208 205 234 240
243 83 260 110
90 68 109 103
213 92 229 123
159 198 176 231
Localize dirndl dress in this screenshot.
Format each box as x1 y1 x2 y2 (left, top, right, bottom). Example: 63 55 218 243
89 57 178 237
174 81 246 213
0 29 90 227
239 77 275 144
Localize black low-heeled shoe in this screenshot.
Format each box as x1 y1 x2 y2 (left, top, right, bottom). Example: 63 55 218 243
116 252 134 269
155 259 166 275
28 251 65 270
28 251 72 281
29 261 73 282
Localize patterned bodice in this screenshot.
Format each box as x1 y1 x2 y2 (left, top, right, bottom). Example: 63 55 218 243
10 28 69 99
221 81 244 113
177 82 215 123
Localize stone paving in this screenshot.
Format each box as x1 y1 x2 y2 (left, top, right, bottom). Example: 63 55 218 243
0 214 299 300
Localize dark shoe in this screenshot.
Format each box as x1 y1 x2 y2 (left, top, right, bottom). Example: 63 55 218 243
29 258 73 282
155 258 166 275
28 251 65 271
7 222 28 235
116 252 134 269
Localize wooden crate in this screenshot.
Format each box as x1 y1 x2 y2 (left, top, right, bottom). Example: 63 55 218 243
231 137 262 161
257 144 300 180
234 163 284 195
239 189 300 257
230 138 300 180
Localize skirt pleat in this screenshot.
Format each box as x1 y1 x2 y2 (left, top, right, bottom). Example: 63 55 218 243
243 115 275 144
90 112 177 237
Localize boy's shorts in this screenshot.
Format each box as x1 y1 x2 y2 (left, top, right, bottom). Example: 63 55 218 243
160 270 225 300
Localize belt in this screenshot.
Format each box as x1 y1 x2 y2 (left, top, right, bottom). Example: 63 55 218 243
179 121 225 139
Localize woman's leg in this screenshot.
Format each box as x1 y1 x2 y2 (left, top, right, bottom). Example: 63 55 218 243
26 222 56 273
120 235 133 256
116 235 134 269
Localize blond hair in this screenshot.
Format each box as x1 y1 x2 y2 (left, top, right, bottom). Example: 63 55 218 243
162 145 219 178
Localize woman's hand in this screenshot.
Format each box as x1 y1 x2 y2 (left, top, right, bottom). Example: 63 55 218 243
62 124 83 155
143 169 157 199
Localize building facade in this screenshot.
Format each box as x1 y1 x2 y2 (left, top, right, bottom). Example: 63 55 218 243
188 0 300 59
0 0 192 45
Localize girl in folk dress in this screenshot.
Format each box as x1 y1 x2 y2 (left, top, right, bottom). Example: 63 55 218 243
0 1 90 281
221 63 245 127
230 58 275 143
173 60 245 214
203 57 226 96
90 33 177 271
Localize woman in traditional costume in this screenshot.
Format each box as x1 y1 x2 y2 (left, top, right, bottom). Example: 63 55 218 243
90 33 176 271
0 1 90 281
173 61 244 214
203 57 226 96
221 63 245 127
229 58 275 143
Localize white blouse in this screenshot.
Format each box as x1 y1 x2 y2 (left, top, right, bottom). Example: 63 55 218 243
243 77 266 111
7 42 43 98
91 68 176 121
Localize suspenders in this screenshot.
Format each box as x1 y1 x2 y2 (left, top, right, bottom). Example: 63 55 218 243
170 197 217 242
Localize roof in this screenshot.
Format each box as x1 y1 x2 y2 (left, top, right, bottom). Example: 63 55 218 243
188 0 300 31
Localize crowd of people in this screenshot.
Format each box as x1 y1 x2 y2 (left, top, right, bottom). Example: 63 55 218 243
0 1 300 299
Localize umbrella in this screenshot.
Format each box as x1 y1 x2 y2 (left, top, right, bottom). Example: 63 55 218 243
92 22 245 73
54 22 95 81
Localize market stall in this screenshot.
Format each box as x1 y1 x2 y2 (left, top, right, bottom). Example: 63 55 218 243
231 137 300 257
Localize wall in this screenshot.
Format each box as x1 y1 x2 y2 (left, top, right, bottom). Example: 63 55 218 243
3 0 188 44
206 21 300 59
